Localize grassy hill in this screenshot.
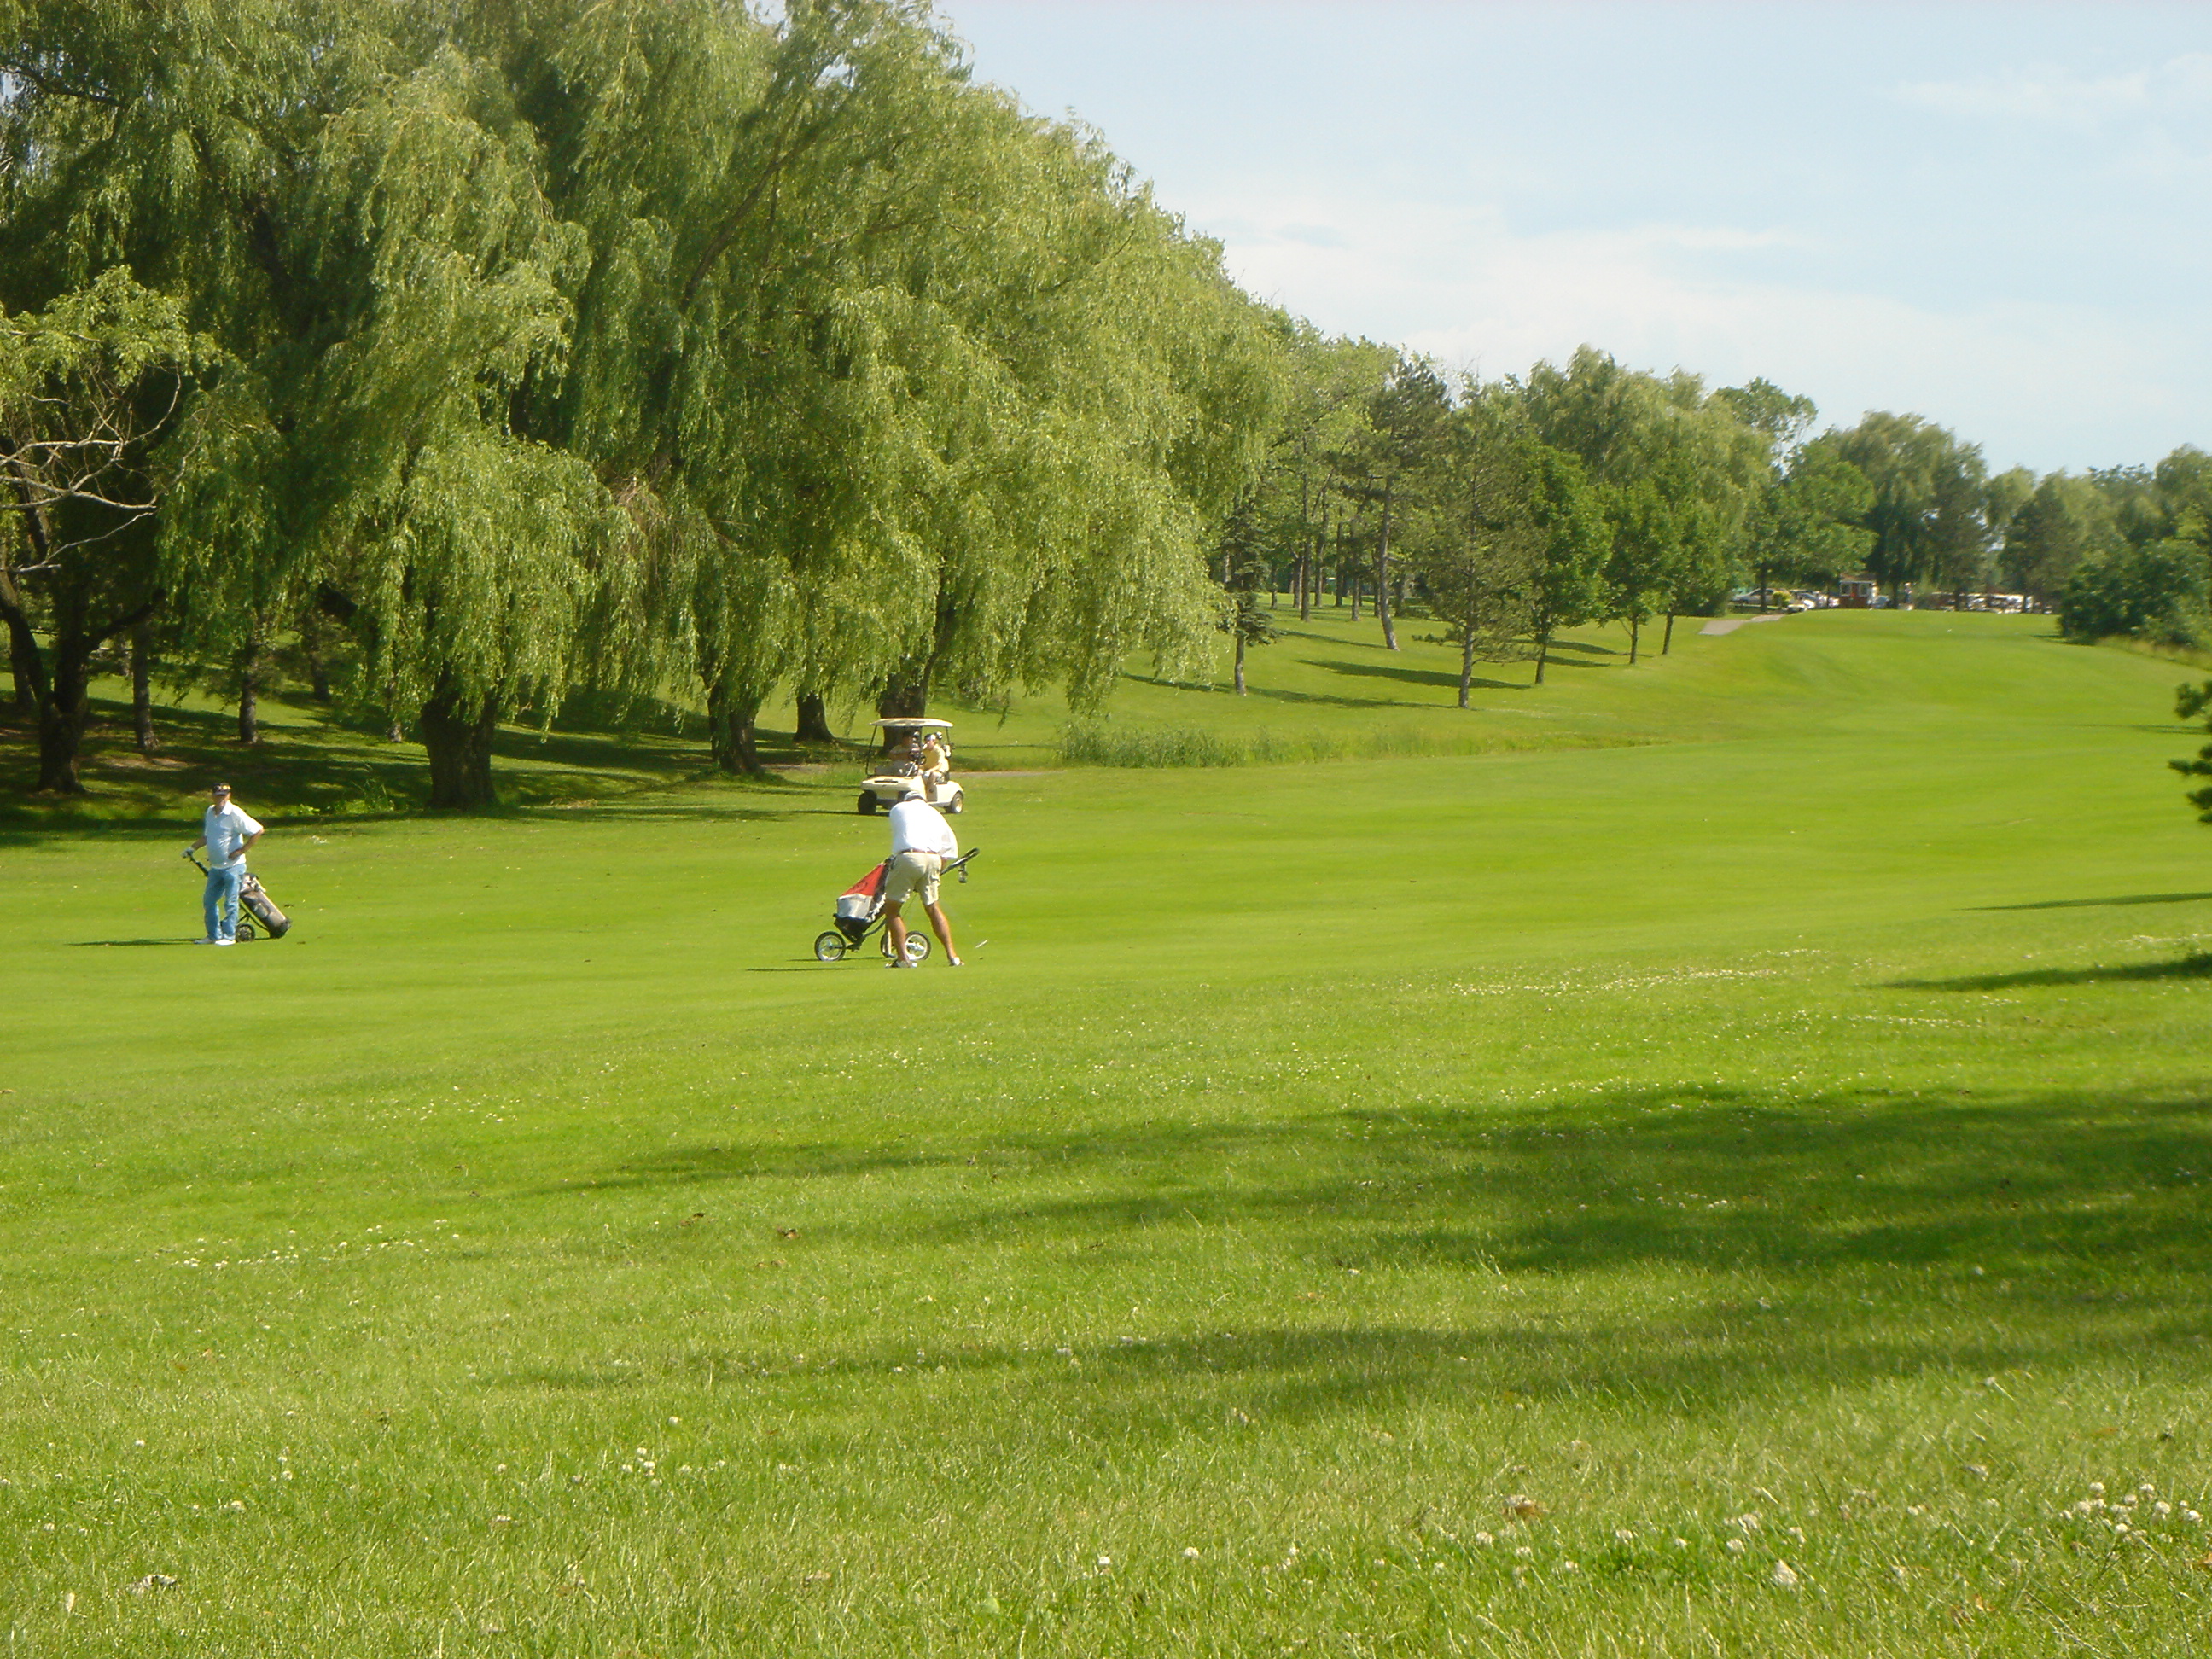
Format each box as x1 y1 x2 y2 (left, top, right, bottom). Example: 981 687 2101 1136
3 612 2210 1655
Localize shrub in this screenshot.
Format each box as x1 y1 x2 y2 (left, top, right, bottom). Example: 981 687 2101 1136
2058 539 2209 646
1057 724 1245 767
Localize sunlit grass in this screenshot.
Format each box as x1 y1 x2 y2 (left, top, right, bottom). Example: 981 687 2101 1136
3 613 2209 1653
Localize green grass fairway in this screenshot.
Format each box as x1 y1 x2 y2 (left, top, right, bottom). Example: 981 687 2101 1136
5 613 2212 1656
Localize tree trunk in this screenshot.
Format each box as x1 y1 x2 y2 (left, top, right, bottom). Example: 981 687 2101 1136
302 619 332 703
707 677 765 775
1458 630 1475 709
7 627 32 721
1534 627 1551 686
795 690 837 746
1375 486 1400 650
1627 614 1641 665
1662 612 1676 655
131 623 154 754
32 640 92 794
1233 631 1248 696
1 574 160 791
236 637 261 745
1348 567 1361 620
874 588 959 750
420 678 499 810
1299 542 1313 621
876 660 929 748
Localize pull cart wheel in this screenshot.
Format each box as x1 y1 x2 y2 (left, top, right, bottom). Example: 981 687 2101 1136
882 932 930 963
236 922 258 942
813 931 850 962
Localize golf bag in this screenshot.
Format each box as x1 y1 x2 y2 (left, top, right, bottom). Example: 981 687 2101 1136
240 873 291 939
186 852 292 941
833 860 889 946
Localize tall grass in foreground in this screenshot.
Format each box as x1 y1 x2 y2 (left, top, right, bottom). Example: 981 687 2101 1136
1057 720 1640 767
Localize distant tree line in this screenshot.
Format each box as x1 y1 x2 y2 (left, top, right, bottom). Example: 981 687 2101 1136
1232 341 2212 702
3 1 2206 806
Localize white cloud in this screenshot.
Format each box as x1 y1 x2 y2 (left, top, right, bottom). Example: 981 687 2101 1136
1186 190 2192 472
1895 52 2212 127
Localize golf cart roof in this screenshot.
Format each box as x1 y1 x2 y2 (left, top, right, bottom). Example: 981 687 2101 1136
870 718 953 731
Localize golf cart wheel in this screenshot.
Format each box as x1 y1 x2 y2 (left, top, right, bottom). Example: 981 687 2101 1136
945 796 962 814
236 922 257 942
813 931 849 962
882 932 930 963
857 792 878 815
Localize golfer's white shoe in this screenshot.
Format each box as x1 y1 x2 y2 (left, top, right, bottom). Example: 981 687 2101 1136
212 938 236 946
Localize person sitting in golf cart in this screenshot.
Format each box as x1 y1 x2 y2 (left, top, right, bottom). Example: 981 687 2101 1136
919 731 951 801
859 719 963 814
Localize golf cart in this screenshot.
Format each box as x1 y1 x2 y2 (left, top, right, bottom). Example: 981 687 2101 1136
858 718 964 815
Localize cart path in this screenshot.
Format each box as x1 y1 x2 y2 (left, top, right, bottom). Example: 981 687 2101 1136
1700 613 1790 636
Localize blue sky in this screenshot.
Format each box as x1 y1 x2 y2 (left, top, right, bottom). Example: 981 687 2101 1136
944 2 2212 475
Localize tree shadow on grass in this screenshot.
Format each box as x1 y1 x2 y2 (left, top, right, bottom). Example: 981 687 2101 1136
1318 659 1520 693
1975 892 2212 912
1889 955 2212 991
528 1081 2212 1417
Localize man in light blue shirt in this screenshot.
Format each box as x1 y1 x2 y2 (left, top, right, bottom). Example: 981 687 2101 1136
188 783 264 945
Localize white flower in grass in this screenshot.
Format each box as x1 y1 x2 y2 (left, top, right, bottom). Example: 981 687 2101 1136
1513 1546 1534 1560
2186 1509 2203 1524
1096 1556 1111 1570
1472 1531 1493 1546
1771 1560 1800 1589
1182 1547 1200 1561
1726 1539 1746 1555
2156 1501 2173 1517
1615 1529 1635 1543
2088 1481 2105 1496
1671 1538 1689 1550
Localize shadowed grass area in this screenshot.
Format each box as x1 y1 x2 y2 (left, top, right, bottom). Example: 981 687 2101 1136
3 613 2210 1655
1976 891 2212 911
1889 953 2212 989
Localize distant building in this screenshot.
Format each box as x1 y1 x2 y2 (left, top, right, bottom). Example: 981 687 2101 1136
1837 575 1879 608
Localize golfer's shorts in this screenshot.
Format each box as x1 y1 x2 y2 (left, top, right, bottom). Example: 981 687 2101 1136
882 851 943 906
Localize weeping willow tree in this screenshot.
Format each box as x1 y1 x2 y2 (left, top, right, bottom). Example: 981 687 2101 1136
0 271 213 790
9 0 1280 797
0 1 344 789
525 0 1283 769
146 18 636 807
857 103 1286 725
6 1 641 807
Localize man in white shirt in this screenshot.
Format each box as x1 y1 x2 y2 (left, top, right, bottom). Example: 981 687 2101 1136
882 785 963 968
187 783 264 945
